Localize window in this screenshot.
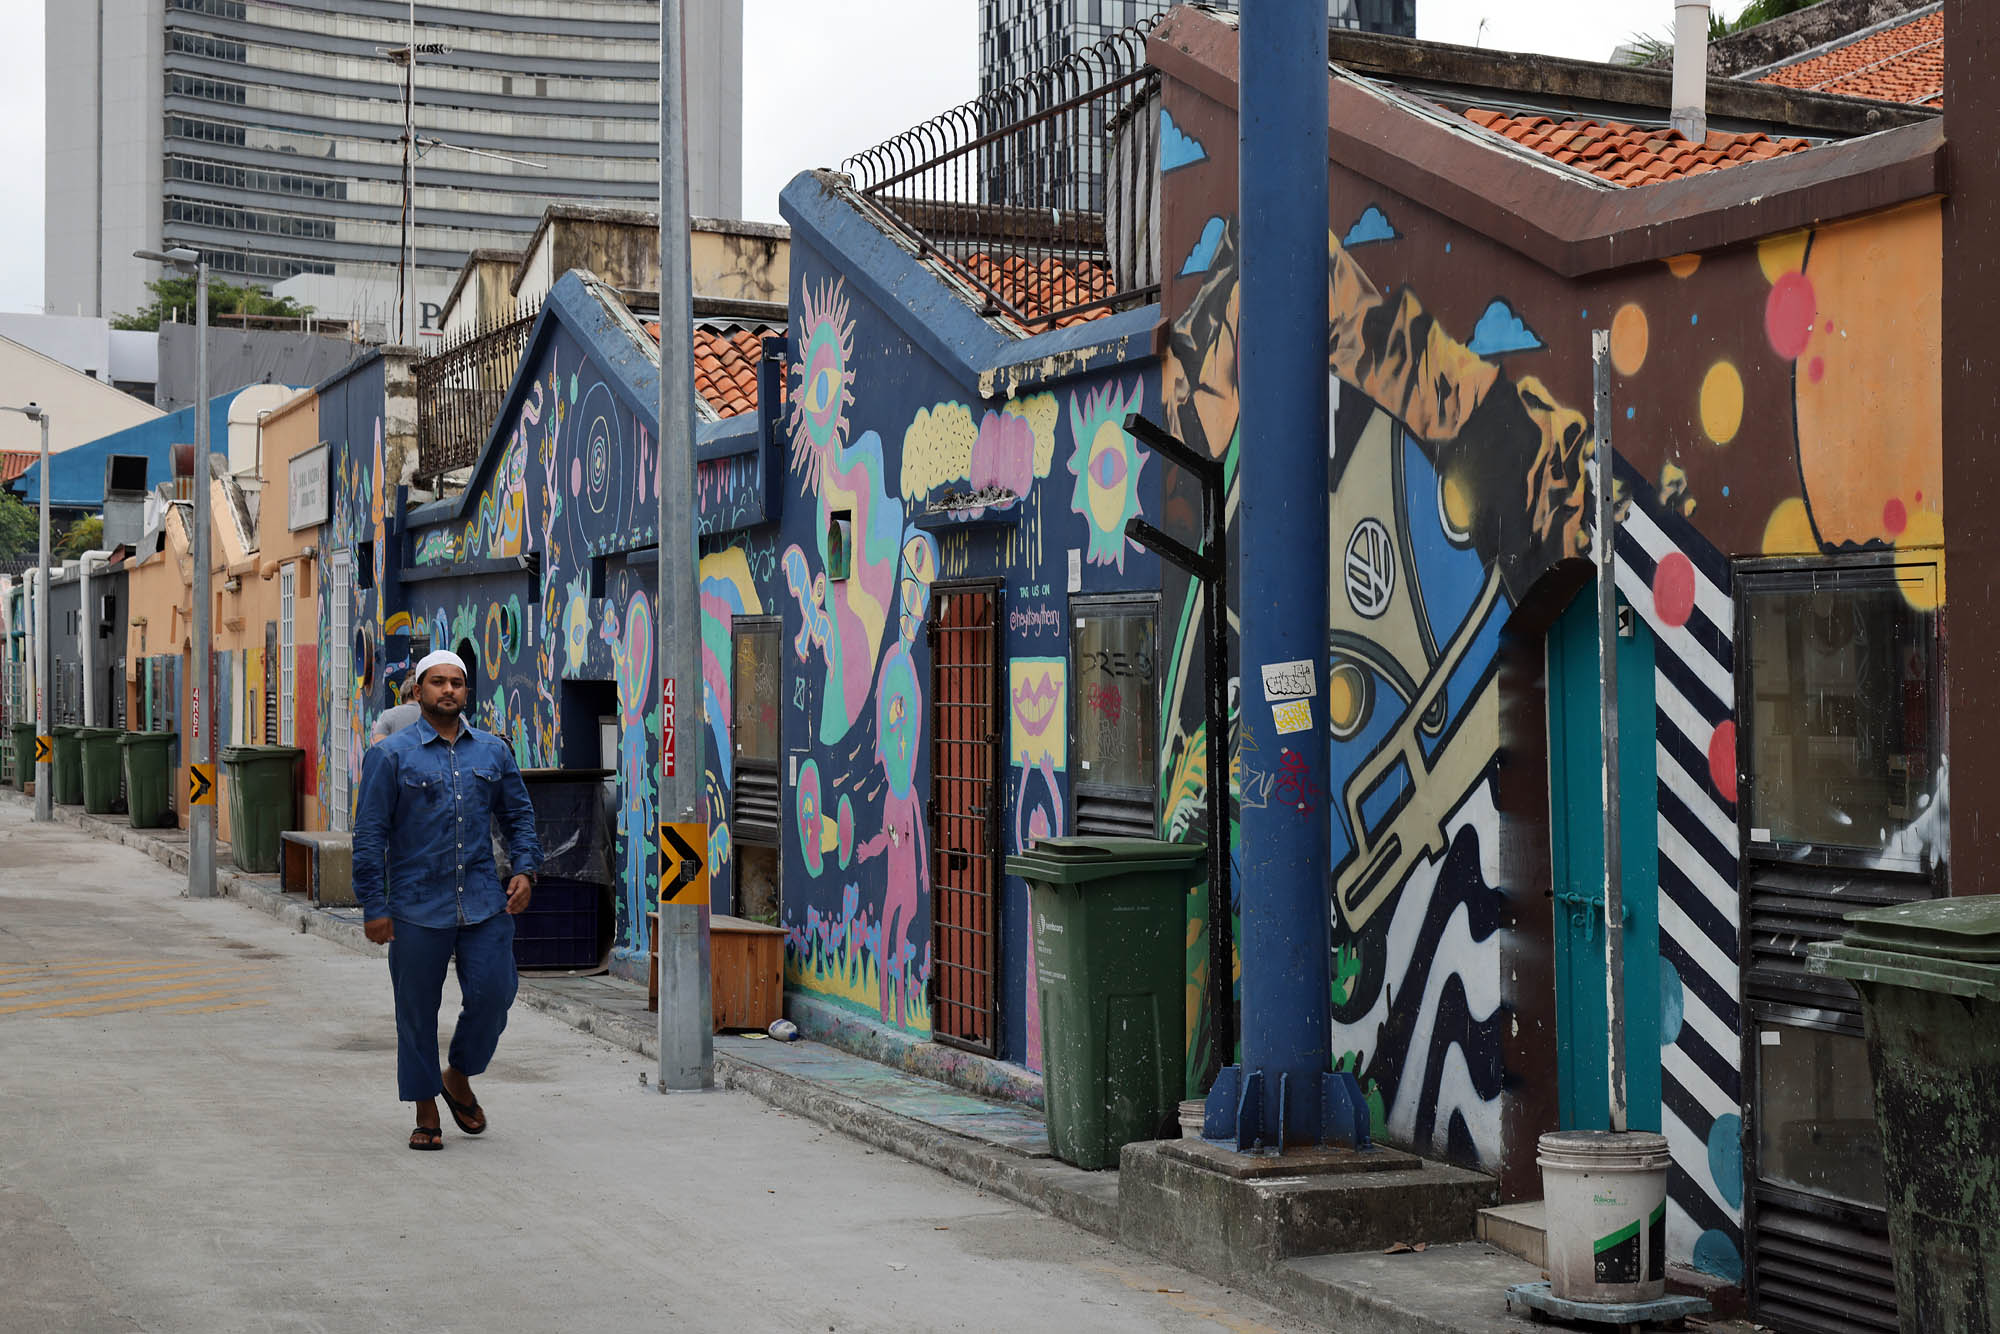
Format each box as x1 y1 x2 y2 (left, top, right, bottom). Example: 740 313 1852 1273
1741 560 1941 873
732 621 782 767
167 30 247 63
1754 1020 1884 1210
1070 597 1157 835
730 617 782 848
279 566 296 746
166 73 246 105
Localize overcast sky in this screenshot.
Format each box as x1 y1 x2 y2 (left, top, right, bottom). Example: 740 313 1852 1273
0 0 1734 317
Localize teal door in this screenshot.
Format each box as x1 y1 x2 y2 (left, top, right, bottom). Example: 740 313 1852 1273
1547 584 1661 1132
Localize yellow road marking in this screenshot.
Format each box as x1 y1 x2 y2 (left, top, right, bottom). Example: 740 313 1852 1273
0 961 218 980
0 960 206 980
39 985 277 1019
135 996 278 1017
0 968 230 999
0 976 266 1016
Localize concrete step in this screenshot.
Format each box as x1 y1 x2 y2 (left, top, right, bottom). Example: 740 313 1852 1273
1476 1199 1547 1269
1119 1139 1499 1286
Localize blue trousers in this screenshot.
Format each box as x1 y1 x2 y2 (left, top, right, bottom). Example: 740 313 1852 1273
387 912 518 1103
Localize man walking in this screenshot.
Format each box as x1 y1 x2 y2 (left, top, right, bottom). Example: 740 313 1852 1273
353 649 541 1150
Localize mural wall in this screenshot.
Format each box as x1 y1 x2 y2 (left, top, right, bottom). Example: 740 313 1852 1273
702 239 1163 1068
390 306 666 967
1156 67 1943 1285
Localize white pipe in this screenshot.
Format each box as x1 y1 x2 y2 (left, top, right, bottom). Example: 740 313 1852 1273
1672 1 1710 143
78 550 110 726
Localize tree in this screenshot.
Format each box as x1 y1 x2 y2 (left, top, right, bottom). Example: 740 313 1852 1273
0 490 35 563
110 275 314 332
56 516 103 561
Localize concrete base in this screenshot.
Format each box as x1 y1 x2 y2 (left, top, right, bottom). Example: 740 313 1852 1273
1160 1136 1412 1179
1120 1139 1499 1286
1505 1281 1709 1329
1478 1199 1548 1268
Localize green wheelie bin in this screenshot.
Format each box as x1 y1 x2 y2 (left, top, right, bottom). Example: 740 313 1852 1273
220 744 301 872
1005 836 1207 1170
77 727 124 814
119 731 178 829
50 725 83 805
8 721 33 789
1810 898 2000 1332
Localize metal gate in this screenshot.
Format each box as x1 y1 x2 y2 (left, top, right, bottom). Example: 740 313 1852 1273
328 552 352 830
928 582 1001 1055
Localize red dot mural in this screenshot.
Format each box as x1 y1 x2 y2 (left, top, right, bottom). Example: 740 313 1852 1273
1652 552 1697 628
1708 721 1738 804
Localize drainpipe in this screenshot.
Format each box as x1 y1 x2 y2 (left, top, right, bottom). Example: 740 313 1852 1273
1671 1 1710 143
80 551 104 726
1203 0 1369 1152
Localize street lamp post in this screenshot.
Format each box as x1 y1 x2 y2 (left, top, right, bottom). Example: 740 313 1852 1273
0 403 52 822
136 246 213 898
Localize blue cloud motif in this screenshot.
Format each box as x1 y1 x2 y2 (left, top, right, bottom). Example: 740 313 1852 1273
1342 205 1399 248
1160 110 1207 172
1179 216 1226 276
1466 300 1545 356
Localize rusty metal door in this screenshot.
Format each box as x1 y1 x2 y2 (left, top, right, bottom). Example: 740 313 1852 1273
928 582 1002 1055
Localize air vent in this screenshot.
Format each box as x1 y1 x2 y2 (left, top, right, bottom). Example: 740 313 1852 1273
732 765 779 847
1074 789 1155 838
1751 1198 1896 1333
1743 862 1934 1011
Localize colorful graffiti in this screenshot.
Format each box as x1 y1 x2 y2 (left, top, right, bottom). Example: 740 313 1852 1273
1067 381 1148 569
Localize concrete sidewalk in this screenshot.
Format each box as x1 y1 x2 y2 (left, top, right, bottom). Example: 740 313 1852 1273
3 789 1628 1334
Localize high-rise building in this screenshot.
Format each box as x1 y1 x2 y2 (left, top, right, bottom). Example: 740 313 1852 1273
979 0 1416 93
46 1 744 341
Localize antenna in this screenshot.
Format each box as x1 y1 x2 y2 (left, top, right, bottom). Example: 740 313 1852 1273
380 14 546 348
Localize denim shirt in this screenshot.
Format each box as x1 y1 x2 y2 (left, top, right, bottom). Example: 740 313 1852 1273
352 717 541 928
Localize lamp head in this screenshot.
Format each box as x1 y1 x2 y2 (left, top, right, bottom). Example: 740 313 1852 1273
133 246 202 272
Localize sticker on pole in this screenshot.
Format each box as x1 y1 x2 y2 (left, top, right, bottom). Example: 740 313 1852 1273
1272 699 1313 735
658 821 709 906
188 763 217 807
33 734 50 764
661 678 677 779
1260 660 1316 702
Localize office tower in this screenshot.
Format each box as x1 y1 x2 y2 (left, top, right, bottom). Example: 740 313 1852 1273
46 1 743 340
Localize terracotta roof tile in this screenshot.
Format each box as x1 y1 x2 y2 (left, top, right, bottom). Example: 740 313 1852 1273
1462 107 1815 187
1756 11 1943 106
0 451 35 486
959 253 1118 330
642 321 770 418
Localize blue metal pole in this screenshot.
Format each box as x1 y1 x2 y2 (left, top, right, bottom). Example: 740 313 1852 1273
1204 0 1365 1152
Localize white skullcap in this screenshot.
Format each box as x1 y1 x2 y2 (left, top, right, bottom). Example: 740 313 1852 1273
413 649 468 683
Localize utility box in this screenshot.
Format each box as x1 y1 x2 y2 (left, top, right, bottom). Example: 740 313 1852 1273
101 454 150 551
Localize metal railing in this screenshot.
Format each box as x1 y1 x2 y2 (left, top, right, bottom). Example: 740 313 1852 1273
415 301 540 483
843 20 1163 332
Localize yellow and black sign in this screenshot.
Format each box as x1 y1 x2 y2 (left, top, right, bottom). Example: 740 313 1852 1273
188 763 216 807
658 822 709 907
32 735 50 764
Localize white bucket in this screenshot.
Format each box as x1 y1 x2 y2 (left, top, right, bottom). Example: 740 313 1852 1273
1537 1130 1672 1303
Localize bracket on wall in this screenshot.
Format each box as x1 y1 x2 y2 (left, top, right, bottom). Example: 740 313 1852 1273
1121 410 1233 1092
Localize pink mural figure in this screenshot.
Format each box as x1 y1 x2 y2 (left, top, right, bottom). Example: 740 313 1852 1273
599 589 657 960
855 642 926 1026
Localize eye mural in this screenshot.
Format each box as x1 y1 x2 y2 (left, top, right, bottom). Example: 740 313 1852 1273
1067 380 1149 570
790 278 856 490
